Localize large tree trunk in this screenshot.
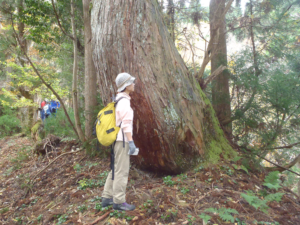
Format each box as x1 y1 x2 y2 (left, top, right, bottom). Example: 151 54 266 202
210 0 232 137
83 0 98 140
91 0 234 173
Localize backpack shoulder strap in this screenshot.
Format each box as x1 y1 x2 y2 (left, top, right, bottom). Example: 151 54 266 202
114 97 126 107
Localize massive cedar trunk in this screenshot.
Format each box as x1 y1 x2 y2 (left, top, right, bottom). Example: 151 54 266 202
83 0 97 140
91 0 233 173
210 0 232 136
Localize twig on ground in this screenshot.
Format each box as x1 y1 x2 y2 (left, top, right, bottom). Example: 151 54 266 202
88 211 111 225
31 148 83 182
238 200 249 214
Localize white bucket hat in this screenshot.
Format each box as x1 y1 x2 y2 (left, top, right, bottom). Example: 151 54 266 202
115 72 136 92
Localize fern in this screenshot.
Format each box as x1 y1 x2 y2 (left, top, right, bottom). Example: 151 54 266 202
263 171 281 190
241 191 269 213
205 207 238 223
265 193 284 203
205 208 217 213
218 208 238 223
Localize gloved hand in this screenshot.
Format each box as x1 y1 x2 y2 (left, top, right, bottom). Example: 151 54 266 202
128 141 136 155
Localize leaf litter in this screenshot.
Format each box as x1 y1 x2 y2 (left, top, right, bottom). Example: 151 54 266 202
0 135 299 224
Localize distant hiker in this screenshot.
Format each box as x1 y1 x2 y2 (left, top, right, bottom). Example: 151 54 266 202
101 72 137 211
50 100 58 114
43 102 51 118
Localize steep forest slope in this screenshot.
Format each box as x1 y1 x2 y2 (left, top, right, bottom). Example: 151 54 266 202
0 135 299 225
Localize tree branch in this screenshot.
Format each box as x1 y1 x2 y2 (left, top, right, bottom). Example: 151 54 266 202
263 153 300 176
51 0 84 55
196 0 234 81
51 0 74 40
202 65 227 90
264 142 300 150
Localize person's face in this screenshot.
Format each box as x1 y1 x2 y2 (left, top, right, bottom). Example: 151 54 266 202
126 81 135 93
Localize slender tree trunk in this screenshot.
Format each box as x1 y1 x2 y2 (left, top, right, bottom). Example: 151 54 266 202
166 0 175 42
83 0 97 140
210 0 232 137
71 0 85 142
17 0 35 127
91 0 234 173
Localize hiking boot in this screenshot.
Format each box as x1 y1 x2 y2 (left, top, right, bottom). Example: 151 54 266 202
101 198 113 208
113 202 136 211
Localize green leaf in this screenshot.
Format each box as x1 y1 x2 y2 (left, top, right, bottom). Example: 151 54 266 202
198 213 211 223
265 193 284 203
263 171 281 190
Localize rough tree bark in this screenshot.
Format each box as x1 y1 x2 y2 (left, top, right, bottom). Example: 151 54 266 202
83 0 97 140
71 0 85 142
210 0 232 136
91 0 234 173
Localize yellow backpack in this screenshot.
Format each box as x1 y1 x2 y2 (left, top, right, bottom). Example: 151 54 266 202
95 97 125 146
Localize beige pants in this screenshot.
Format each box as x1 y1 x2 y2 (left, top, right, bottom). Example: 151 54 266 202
102 141 130 204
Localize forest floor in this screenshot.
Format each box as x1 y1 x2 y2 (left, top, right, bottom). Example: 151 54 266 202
0 135 300 225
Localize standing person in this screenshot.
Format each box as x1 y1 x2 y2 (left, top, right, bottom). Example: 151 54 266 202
101 72 137 211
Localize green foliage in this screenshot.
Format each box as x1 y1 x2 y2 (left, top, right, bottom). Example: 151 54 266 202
0 207 9 214
264 192 284 203
163 176 176 186
233 164 249 175
186 214 196 224
78 171 108 190
221 165 234 176
160 208 178 222
205 207 239 223
198 213 211 224
194 165 204 172
109 210 133 221
177 173 188 180
180 187 190 194
139 199 153 210
263 171 281 190
56 214 68 225
94 203 103 211
77 178 105 190
10 147 31 170
73 163 83 173
0 105 21 137
85 161 98 170
90 196 102 202
241 191 269 213
77 205 87 212
43 108 79 139
241 171 285 214
36 214 43 222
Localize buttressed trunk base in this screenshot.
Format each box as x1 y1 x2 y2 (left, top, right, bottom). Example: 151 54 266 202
91 0 235 173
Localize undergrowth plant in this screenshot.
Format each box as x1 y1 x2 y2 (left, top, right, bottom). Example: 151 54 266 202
0 105 21 137
204 207 239 223
163 176 176 186
43 109 79 138
241 171 284 214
